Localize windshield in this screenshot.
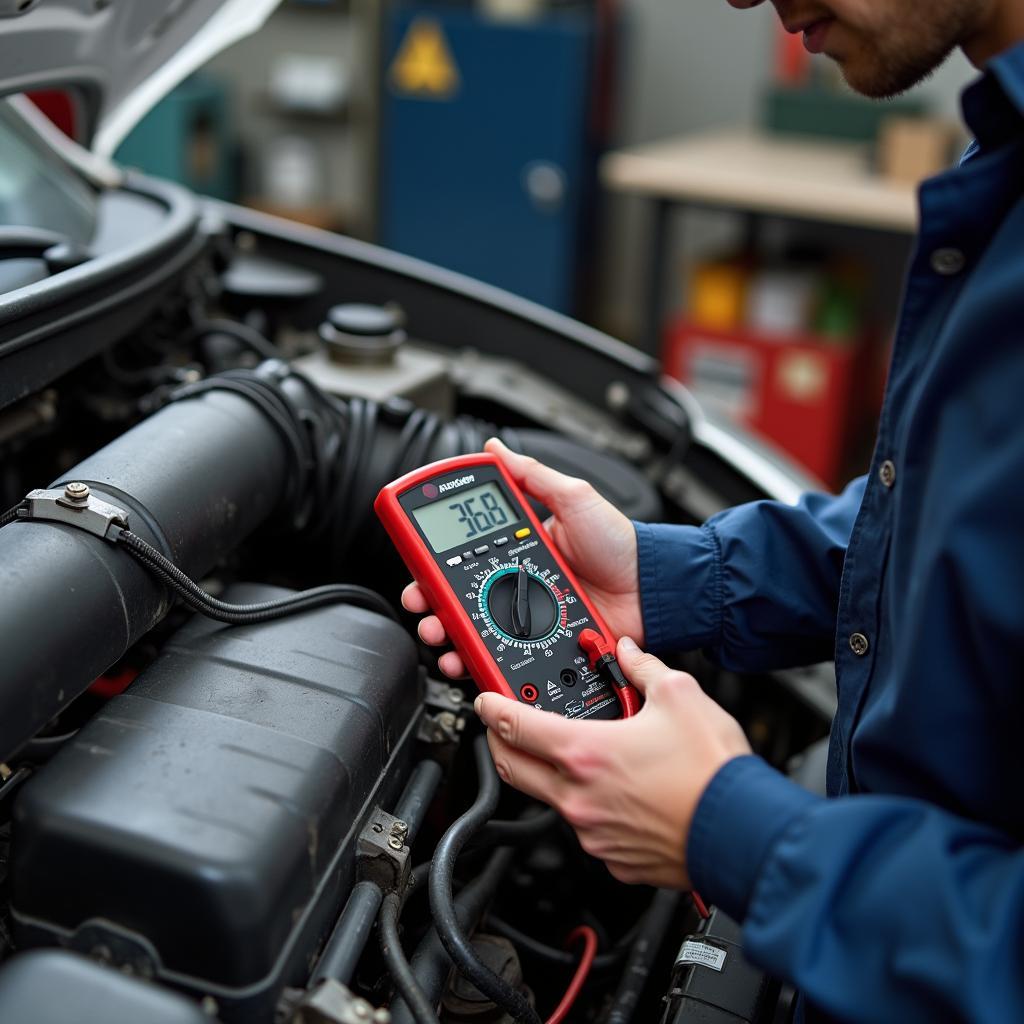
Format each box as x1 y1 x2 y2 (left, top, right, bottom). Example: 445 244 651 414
0 99 96 244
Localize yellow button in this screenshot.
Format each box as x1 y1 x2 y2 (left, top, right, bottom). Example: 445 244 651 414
514 527 531 540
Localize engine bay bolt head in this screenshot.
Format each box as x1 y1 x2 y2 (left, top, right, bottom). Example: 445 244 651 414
390 820 409 838
372 1011 390 1023
64 481 90 503
447 688 464 705
352 1002 372 1020
606 381 630 410
387 835 404 851
200 996 219 1016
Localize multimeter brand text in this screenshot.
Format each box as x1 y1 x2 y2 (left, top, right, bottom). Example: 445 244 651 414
439 475 476 493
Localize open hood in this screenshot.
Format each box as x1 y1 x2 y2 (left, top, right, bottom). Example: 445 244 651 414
0 0 281 157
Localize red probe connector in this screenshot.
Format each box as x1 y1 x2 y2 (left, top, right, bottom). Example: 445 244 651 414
578 629 642 717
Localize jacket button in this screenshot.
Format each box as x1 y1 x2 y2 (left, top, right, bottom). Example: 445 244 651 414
931 248 966 276
879 460 896 488
849 632 870 656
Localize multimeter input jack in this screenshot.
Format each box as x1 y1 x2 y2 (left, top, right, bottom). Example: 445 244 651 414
559 669 578 688
519 684 539 703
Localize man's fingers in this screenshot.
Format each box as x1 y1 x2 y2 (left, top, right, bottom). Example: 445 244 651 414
437 651 467 678
475 692 577 767
484 438 600 517
416 615 448 646
487 731 569 807
401 582 430 614
614 636 694 699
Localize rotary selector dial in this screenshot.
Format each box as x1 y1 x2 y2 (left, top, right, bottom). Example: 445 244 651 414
474 560 574 652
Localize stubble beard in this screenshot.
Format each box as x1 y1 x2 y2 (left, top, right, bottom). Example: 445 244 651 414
834 1 983 99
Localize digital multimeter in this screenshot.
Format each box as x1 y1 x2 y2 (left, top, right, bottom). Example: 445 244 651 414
374 454 640 720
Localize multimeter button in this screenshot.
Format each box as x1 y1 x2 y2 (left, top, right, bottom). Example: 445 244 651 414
514 528 531 540
474 544 489 555
462 551 474 560
520 684 539 703
446 555 463 566
494 536 508 546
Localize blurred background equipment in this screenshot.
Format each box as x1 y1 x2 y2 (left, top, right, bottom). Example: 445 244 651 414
378 3 606 313
34 0 973 494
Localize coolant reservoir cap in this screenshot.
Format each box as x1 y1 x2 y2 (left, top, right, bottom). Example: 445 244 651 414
320 303 406 366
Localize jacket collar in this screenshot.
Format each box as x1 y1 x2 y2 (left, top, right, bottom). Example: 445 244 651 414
962 40 1024 149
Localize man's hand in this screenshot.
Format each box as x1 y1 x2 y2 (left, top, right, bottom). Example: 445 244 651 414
476 637 752 890
401 437 643 679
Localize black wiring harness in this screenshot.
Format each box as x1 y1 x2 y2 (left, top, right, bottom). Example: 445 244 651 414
110 525 398 624
166 361 519 568
0 360 520 628
429 736 544 1024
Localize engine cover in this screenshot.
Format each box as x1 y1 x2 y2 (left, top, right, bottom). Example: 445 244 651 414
10 586 421 1020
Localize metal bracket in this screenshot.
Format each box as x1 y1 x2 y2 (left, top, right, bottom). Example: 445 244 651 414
356 808 410 894
21 483 129 541
417 679 466 746
289 979 390 1024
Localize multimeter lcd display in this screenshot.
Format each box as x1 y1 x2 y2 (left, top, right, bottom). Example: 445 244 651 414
412 482 517 553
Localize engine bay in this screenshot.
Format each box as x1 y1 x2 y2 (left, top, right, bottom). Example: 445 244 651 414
0 177 833 1024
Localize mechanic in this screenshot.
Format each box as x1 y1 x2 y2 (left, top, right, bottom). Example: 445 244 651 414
404 1 1024 1019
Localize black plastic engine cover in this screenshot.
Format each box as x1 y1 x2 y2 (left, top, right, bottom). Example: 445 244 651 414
0 950 211 1024
10 586 420 1018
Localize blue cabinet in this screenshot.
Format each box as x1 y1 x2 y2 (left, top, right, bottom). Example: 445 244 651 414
380 6 596 313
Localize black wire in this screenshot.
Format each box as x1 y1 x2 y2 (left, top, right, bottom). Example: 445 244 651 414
0 766 32 804
429 736 542 1024
110 526 398 624
183 318 283 361
0 502 23 529
471 807 559 848
380 891 441 1024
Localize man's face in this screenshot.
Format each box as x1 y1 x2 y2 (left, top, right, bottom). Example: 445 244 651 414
728 0 986 98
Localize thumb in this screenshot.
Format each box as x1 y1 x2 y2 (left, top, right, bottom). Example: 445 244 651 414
484 437 598 518
615 636 672 697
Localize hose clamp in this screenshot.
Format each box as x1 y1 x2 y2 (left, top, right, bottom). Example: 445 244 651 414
21 483 130 541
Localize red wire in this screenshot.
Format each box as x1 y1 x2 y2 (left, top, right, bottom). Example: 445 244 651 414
691 891 710 920
545 925 599 1024
617 682 642 718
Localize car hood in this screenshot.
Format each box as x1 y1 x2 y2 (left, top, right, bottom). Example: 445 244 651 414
0 0 281 157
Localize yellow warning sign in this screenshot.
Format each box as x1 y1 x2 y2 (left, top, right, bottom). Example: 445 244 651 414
389 18 460 99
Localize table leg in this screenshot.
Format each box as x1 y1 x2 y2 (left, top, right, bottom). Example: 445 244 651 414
641 197 673 357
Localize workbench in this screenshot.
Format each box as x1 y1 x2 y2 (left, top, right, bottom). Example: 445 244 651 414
600 130 920 353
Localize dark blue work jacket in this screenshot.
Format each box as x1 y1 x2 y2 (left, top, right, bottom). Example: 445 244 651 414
635 46 1024 1024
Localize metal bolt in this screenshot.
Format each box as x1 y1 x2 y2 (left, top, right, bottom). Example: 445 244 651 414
387 835 404 851
64 481 90 504
353 1000 372 1019
200 996 219 1016
372 1010 391 1023
447 687 464 706
437 712 457 730
0 764 10 782
878 460 896 489
390 820 409 838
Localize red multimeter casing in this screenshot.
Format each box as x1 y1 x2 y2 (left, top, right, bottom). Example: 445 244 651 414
374 454 639 721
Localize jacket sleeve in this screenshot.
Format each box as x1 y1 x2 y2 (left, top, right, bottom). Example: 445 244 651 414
634 476 866 672
688 756 1024 1023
